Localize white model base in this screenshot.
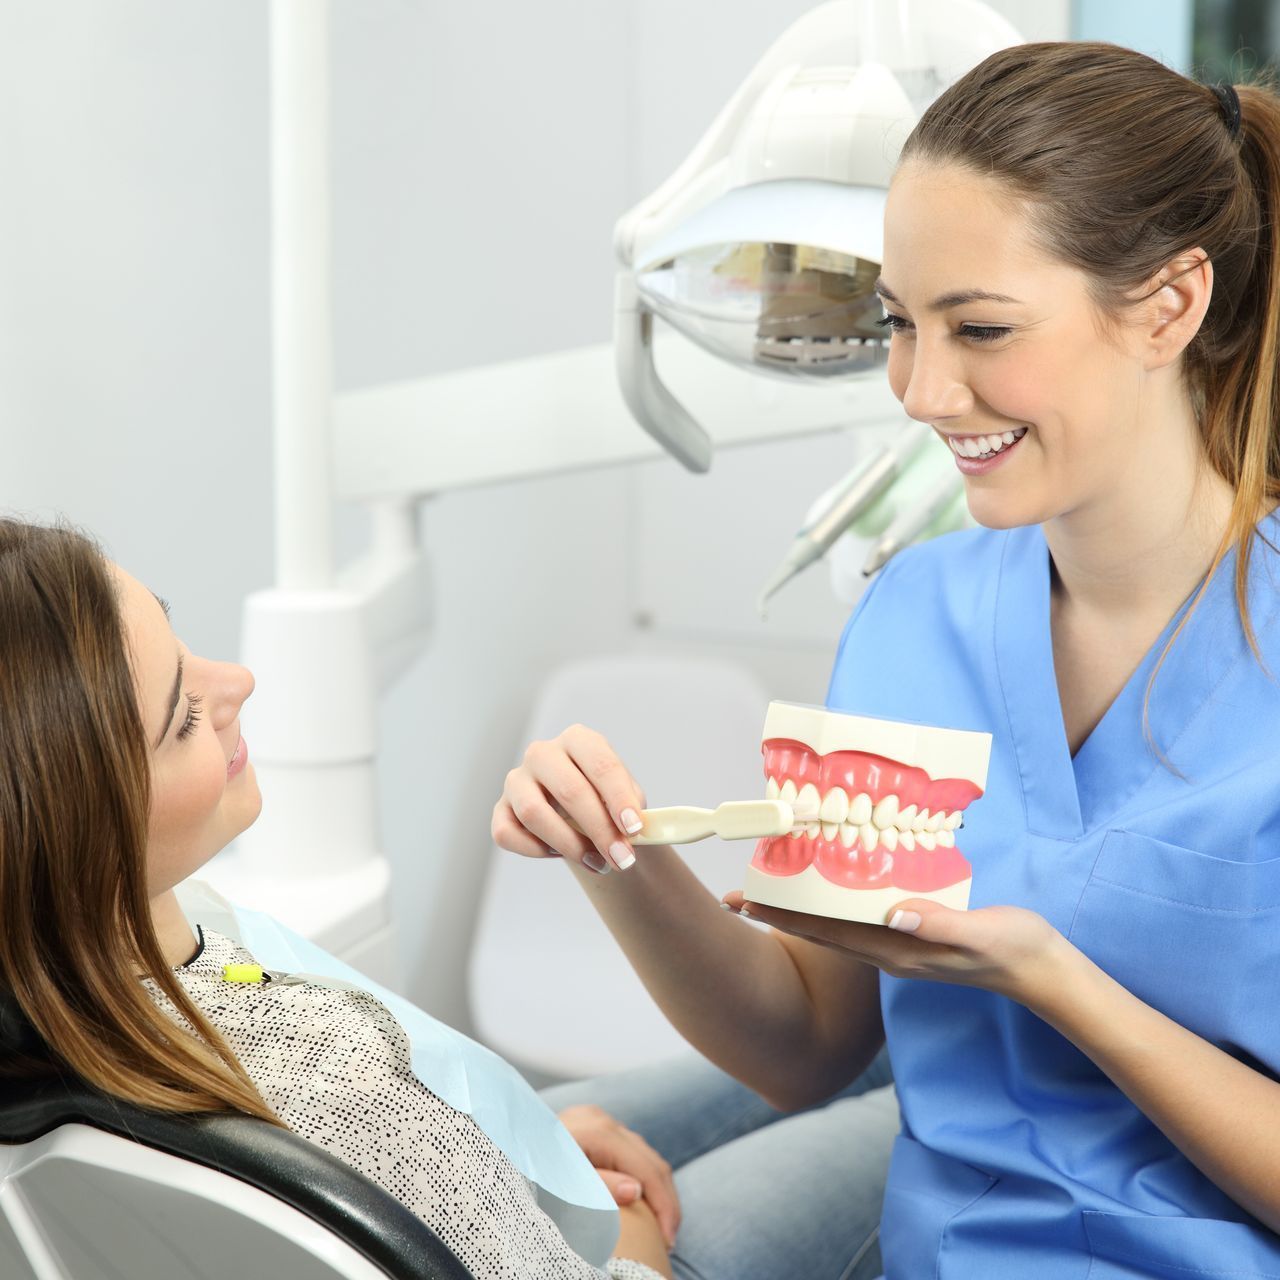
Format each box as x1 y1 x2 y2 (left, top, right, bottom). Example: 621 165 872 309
742 863 971 923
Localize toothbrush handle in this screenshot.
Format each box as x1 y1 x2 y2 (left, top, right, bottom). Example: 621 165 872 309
632 807 717 845
563 807 716 846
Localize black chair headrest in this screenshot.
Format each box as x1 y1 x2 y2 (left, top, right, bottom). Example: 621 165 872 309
0 999 474 1280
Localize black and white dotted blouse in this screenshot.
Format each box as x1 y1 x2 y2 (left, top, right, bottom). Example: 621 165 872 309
145 928 660 1280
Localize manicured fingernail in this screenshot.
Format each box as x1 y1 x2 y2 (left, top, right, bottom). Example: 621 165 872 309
617 1177 641 1199
620 808 643 835
739 907 753 919
610 841 636 870
582 851 610 874
888 909 921 932
719 902 733 912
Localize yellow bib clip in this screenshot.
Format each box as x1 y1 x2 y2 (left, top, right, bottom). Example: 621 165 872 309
222 963 265 984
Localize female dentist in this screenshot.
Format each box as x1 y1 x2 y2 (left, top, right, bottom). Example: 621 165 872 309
495 41 1280 1278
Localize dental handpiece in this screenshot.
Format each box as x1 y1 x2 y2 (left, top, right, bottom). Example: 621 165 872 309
758 421 929 617
862 468 966 576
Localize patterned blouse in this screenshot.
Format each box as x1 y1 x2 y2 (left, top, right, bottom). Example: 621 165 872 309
145 928 661 1280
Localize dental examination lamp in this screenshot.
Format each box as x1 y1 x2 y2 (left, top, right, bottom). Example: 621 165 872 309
614 0 1021 608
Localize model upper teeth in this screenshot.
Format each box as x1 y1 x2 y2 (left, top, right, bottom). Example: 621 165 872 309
949 426 1028 458
765 776 963 849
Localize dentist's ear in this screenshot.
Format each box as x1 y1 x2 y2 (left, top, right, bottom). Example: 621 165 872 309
1138 250 1213 372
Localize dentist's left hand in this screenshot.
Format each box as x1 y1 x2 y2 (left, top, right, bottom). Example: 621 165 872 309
492 724 649 874
720 891 1070 1010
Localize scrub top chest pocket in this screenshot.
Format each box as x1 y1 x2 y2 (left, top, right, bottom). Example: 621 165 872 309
1067 829 1280 1058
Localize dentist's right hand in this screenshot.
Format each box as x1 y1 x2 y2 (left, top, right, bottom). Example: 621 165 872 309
492 724 649 874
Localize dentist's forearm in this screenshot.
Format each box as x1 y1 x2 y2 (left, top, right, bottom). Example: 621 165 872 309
1034 946 1280 1234
569 845 884 1109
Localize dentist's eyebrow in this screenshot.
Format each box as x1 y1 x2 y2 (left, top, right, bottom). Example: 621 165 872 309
874 279 1024 310
148 590 183 749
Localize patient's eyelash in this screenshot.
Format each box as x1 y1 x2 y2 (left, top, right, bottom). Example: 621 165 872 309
874 313 1011 343
177 692 204 741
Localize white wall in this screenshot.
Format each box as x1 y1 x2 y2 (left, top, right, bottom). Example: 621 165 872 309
0 0 1067 1033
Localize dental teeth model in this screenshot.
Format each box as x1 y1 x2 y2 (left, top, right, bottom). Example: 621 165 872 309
743 701 992 924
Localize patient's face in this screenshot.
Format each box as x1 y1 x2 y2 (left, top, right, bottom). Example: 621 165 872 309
112 564 262 896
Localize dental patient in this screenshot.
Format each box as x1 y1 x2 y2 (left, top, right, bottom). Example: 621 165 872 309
0 517 672 1280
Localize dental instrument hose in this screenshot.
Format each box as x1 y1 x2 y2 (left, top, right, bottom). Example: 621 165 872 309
758 421 929 616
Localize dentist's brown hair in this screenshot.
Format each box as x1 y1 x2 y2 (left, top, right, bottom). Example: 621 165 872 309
902 42 1280 748
0 516 280 1124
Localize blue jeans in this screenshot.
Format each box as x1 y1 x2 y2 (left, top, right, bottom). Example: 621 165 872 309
540 1044 897 1280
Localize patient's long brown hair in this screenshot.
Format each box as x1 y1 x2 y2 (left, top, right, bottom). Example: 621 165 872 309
0 516 280 1124
902 43 1280 744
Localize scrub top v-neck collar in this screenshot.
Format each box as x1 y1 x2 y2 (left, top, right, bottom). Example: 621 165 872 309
993 520 1278 840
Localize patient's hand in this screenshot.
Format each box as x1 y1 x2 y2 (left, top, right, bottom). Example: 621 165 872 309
615 1198 673 1279
558 1103 680 1249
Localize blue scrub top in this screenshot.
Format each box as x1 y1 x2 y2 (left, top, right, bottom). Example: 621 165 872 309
828 514 1280 1279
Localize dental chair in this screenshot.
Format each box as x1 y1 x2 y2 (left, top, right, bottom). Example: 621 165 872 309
0 996 474 1280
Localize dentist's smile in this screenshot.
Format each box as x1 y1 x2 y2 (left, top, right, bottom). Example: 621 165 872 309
941 425 1030 475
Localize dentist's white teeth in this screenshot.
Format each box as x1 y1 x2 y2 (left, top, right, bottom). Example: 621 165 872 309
944 811 962 831
822 822 838 841
880 825 899 852
926 810 944 832
917 831 937 851
766 776 780 801
936 829 955 848
780 779 798 804
839 822 859 848
872 794 899 829
912 809 929 832
894 804 917 832
860 823 879 852
950 425 1029 459
849 793 873 826
820 788 850 824
899 830 916 852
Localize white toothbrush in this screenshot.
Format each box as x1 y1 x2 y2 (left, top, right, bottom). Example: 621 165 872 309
566 798 819 846
629 799 822 845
